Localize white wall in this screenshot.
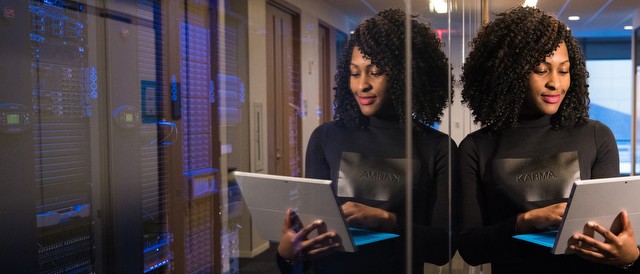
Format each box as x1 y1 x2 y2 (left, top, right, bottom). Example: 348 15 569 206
247 0 351 175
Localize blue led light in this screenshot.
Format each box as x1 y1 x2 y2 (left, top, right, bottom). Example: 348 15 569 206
90 67 98 99
143 241 169 253
239 82 245 103
171 76 178 102
144 259 170 273
209 80 215 103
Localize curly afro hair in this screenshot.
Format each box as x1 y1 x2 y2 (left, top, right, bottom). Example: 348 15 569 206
461 6 589 131
333 8 451 130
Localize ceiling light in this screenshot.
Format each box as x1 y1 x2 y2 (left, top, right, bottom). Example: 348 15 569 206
568 16 580 21
624 26 633 30
429 0 448 14
523 0 537 7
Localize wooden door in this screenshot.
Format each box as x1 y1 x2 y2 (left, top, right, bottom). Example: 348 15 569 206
266 4 301 176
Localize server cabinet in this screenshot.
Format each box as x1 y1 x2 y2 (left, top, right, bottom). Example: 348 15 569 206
0 1 38 272
0 0 95 272
104 0 222 272
0 0 225 272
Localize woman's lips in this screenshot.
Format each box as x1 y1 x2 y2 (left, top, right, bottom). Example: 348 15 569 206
357 96 376 105
542 94 561 104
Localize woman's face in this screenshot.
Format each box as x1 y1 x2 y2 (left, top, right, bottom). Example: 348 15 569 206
349 47 392 117
523 42 571 116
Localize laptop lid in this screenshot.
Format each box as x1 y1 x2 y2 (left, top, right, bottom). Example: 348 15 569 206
515 175 640 254
551 175 640 254
233 171 399 252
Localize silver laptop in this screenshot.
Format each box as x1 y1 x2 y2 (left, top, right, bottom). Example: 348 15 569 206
513 175 640 254
233 171 398 252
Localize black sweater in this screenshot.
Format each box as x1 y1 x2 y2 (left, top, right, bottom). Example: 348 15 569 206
286 117 455 274
457 115 638 273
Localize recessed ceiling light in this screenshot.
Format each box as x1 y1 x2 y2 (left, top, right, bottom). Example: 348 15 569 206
429 0 448 14
624 25 633 30
523 0 537 7
568 16 580 21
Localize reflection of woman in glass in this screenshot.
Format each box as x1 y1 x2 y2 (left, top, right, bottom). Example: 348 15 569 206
457 6 639 273
276 8 454 274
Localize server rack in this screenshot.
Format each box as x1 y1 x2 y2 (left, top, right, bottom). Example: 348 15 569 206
0 1 38 271
0 1 225 272
29 1 94 272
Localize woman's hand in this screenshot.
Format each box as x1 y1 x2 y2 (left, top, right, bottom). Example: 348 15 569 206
341 201 397 232
516 202 566 234
277 209 342 261
570 210 640 268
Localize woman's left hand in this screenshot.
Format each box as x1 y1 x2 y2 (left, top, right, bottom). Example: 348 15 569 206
341 201 396 232
571 210 640 268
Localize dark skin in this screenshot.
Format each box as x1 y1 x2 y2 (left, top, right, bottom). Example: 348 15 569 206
277 48 399 260
277 209 342 261
571 210 639 267
513 44 639 268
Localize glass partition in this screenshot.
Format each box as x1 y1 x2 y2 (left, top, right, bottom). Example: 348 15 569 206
0 0 464 273
4 0 635 273
635 26 640 175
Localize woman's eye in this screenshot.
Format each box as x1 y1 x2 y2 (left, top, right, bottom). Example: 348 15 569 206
350 72 361 77
534 70 547 75
370 71 383 77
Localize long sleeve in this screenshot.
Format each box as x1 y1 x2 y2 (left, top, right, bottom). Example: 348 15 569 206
456 135 520 265
410 134 458 266
455 118 628 273
590 121 620 178
305 124 331 180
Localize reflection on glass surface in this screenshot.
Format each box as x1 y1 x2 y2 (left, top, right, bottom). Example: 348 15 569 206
635 27 640 175
3 0 464 273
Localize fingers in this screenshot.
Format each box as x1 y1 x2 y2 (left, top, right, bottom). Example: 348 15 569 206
300 220 323 234
571 218 640 267
284 209 292 225
518 202 567 233
303 232 342 256
619 210 634 234
571 221 616 257
571 233 608 256
589 221 617 241
316 219 328 234
571 243 609 264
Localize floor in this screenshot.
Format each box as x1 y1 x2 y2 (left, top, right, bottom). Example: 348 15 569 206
236 244 487 274
238 243 281 274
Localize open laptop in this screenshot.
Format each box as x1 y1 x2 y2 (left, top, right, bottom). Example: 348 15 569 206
513 175 640 254
233 171 399 252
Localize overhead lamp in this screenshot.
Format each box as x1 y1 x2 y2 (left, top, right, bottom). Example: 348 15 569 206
624 26 633 30
429 0 448 14
523 0 537 7
568 16 580 21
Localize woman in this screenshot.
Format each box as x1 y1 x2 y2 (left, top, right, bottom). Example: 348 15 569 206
276 8 455 274
457 6 639 273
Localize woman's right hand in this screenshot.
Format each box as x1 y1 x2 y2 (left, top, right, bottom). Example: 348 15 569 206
516 202 567 234
277 209 343 261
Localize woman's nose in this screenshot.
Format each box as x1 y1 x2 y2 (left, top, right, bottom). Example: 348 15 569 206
357 76 372 92
545 73 561 90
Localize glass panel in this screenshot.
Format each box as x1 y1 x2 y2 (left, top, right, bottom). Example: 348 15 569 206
455 2 636 274
1 0 464 273
635 27 640 175
587 59 633 174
